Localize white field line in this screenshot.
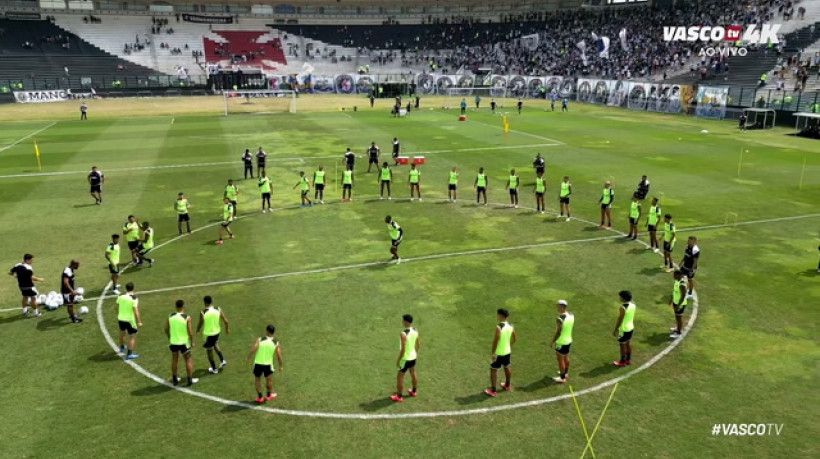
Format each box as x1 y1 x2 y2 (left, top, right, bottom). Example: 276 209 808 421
0 122 57 153
2 208 817 313
0 144 558 179
471 119 565 145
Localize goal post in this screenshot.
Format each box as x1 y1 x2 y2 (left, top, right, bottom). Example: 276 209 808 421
445 86 510 109
223 90 297 116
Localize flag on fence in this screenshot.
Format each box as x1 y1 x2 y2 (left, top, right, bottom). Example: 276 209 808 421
521 33 540 51
598 36 611 58
34 141 42 171
619 28 628 50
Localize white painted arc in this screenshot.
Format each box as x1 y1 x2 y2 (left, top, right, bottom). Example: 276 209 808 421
93 198 694 419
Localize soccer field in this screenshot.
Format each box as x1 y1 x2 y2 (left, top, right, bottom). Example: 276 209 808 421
0 96 818 458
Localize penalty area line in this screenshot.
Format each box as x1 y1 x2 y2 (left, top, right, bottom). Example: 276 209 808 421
0 122 57 153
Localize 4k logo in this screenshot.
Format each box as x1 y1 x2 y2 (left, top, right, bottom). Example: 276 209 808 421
662 25 780 44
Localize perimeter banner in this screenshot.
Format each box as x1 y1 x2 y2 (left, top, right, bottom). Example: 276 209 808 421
695 86 729 119
181 14 233 24
13 90 95 104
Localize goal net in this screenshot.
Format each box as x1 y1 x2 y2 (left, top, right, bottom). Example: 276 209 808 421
223 90 297 116
445 86 509 99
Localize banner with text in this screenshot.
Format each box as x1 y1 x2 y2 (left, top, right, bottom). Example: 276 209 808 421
13 90 96 104
695 86 729 119
182 14 233 24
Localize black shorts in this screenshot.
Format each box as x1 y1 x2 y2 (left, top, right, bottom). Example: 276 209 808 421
229 200 237 208
301 190 309 196
617 330 633 343
410 182 419 187
257 163 266 169
118 321 138 335
509 189 518 196
369 157 378 164
221 221 232 227
138 244 152 256
20 287 38 298
559 197 570 204
391 238 403 247
555 344 571 355
62 293 75 305
262 192 271 200
673 304 687 316
535 167 545 175
490 353 511 369
399 359 416 373
177 213 190 222
203 334 220 349
663 241 673 252
316 184 325 191
127 241 139 251
381 180 391 185
109 263 119 274
601 203 612 210
476 186 486 193
647 224 657 232
535 192 544 198
681 266 696 279
392 151 399 158
343 184 352 190
169 344 191 354
448 184 457 191
253 364 274 377
90 185 102 193
629 217 638 225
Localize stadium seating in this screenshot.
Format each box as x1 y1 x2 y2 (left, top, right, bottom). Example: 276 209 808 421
0 18 157 89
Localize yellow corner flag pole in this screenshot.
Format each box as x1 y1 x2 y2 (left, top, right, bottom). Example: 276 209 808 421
502 115 510 133
34 141 43 171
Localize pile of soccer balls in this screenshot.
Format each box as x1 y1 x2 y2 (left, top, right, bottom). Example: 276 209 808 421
35 287 87 311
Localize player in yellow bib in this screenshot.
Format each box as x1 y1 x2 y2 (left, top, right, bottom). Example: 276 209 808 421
447 167 458 202
646 197 662 253
559 176 572 221
105 234 121 294
223 179 239 218
551 300 574 383
475 167 489 206
390 314 420 402
292 171 313 207
662 214 676 272
534 172 547 213
408 164 421 201
136 221 155 267
175 192 192 235
122 215 140 263
379 162 393 200
505 169 520 208
116 282 142 360
341 167 354 202
598 181 614 228
216 198 235 245
247 324 283 403
312 166 326 204
627 193 642 240
613 290 636 367
196 295 230 374
258 172 272 213
669 270 688 339
165 299 198 386
485 308 517 397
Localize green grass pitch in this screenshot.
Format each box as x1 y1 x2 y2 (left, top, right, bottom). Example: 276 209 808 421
0 98 818 457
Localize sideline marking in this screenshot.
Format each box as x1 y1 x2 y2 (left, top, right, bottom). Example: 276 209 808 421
0 122 57 153
471 119 565 145
0 144 558 179
94 198 696 419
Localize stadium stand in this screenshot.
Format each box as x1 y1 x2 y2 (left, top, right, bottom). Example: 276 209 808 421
0 17 158 90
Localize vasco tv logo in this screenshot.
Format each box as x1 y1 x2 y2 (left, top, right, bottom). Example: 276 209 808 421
662 25 781 44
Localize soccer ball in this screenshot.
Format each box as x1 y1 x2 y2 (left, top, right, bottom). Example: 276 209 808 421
700 129 709 134
75 295 84 303
75 287 85 295
79 306 89 315
37 294 47 304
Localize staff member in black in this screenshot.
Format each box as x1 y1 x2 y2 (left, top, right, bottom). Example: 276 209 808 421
533 153 545 176
88 166 104 205
242 149 253 179
635 175 650 200
256 147 267 177
9 253 44 318
344 148 356 171
366 142 380 173
392 137 400 165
